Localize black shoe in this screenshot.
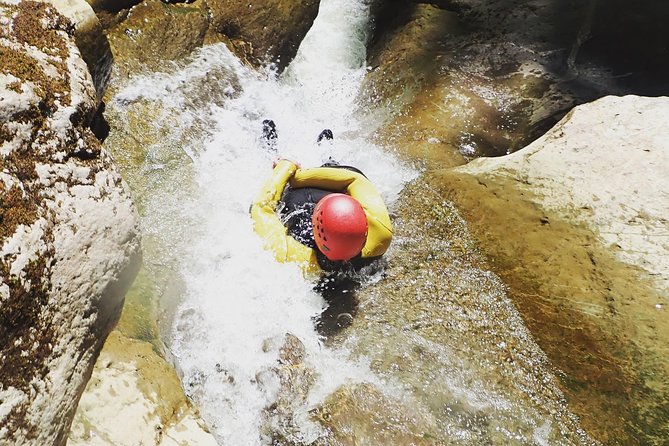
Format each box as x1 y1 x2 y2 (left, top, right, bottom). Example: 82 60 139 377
317 129 333 142
262 119 278 151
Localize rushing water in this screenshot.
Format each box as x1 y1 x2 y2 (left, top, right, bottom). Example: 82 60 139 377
106 0 601 444
113 0 416 443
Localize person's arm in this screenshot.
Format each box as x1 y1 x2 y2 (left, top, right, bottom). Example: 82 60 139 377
290 167 393 258
251 160 319 272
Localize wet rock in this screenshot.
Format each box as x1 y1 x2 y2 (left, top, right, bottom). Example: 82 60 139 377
103 0 320 79
259 333 318 444
311 383 440 446
363 3 470 168
278 332 306 365
0 2 140 445
206 0 320 71
49 0 113 103
105 0 212 77
69 331 218 446
435 95 669 444
337 182 596 444
366 0 669 165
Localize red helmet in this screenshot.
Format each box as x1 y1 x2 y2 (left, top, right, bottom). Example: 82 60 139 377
312 193 368 261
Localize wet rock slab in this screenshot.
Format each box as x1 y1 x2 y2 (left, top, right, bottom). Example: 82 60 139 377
436 95 669 444
314 181 596 444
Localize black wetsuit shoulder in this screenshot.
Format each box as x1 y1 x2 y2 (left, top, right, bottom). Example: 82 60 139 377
279 186 330 250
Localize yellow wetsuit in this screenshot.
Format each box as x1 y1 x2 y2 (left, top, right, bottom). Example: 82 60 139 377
251 160 393 275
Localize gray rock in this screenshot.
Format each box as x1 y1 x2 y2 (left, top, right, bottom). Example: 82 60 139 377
0 2 140 444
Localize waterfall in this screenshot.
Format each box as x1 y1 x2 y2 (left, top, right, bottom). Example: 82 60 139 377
110 0 416 444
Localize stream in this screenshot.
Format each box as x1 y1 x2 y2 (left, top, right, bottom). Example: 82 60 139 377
105 0 599 444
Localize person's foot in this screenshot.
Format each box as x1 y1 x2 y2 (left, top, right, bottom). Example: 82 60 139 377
262 119 278 151
317 129 333 142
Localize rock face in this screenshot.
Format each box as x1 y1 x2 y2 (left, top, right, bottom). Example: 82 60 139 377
366 0 669 165
103 0 321 78
0 2 140 444
435 95 669 444
461 95 669 293
206 0 320 70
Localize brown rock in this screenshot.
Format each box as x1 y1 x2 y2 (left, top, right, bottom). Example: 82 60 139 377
206 0 320 70
106 0 211 76
366 0 669 167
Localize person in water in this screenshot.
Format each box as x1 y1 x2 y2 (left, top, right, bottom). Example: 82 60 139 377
251 126 393 276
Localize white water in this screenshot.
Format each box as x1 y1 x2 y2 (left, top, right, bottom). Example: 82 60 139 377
114 1 416 444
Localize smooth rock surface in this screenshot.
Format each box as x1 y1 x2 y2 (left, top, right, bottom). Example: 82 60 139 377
434 95 669 443
206 0 320 70
105 0 212 77
461 95 669 293
366 0 669 166
103 0 321 79
69 331 218 446
0 2 140 444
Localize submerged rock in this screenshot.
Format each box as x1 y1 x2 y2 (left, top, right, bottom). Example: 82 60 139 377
259 333 319 444
0 1 140 444
311 383 439 446
332 180 596 445
436 95 669 444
